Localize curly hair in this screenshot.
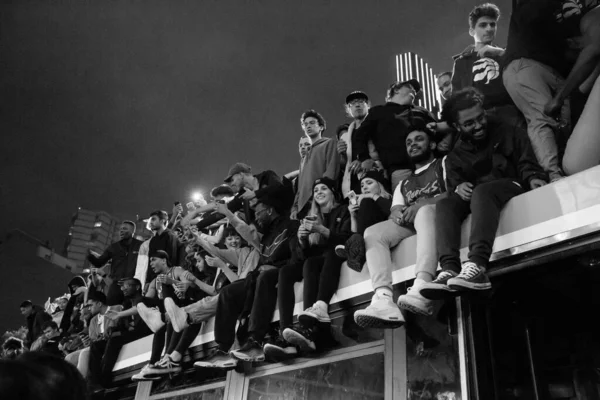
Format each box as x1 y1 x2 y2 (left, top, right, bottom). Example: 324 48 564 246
300 109 326 131
469 3 500 29
441 87 485 126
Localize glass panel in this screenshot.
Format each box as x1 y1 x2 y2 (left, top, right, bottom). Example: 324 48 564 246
406 300 462 400
248 352 384 400
158 387 224 400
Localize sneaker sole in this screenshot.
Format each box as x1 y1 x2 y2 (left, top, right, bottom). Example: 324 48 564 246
397 300 432 317
346 258 364 272
193 360 238 370
335 249 348 259
132 374 161 381
164 299 188 333
146 367 182 375
354 313 405 329
447 280 491 291
282 330 316 352
298 313 331 327
263 345 297 362
230 350 265 363
419 285 458 301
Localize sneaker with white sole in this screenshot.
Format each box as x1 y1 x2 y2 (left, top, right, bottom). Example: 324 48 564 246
397 281 435 316
263 336 298 362
447 262 491 291
136 303 165 333
193 348 238 370
146 355 182 375
354 292 405 329
231 338 265 362
131 363 161 381
345 233 366 272
419 270 459 300
164 297 188 333
282 326 316 352
298 301 331 326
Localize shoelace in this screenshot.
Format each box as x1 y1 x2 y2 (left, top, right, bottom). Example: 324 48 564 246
458 264 480 279
436 271 454 282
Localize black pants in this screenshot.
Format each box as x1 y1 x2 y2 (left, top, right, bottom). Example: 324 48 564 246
214 270 279 350
277 262 304 330
356 198 389 234
165 322 203 356
436 179 524 273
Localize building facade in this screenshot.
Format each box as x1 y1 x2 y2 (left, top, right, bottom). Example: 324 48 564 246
395 52 442 117
63 208 122 272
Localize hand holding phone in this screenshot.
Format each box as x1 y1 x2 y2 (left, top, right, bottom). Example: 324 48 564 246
348 191 358 206
186 202 196 212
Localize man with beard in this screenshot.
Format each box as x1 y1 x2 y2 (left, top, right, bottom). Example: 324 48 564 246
437 72 453 103
420 88 547 300
352 79 437 191
88 221 142 305
194 194 299 369
144 211 185 293
292 109 340 220
353 117 449 329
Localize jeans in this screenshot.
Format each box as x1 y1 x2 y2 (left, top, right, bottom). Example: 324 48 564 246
436 179 524 272
503 58 569 180
364 205 437 291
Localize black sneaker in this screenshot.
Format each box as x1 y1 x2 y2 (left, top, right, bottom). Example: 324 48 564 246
447 262 491 291
345 233 366 272
419 270 459 300
263 336 298 362
230 338 265 362
282 326 316 352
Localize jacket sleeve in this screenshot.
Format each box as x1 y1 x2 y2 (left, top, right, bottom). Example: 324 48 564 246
513 129 548 186
353 111 377 161
375 197 393 217
444 154 466 193
327 208 352 247
322 139 341 181
87 244 113 267
254 170 284 199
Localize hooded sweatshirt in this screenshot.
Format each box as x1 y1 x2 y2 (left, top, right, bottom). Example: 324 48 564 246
294 137 340 214
25 305 52 347
59 276 88 335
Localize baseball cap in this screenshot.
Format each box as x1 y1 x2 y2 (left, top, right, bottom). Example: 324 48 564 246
390 78 422 95
224 163 252 183
149 250 172 267
345 91 369 104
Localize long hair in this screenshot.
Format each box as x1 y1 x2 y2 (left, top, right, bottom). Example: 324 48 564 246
307 191 339 247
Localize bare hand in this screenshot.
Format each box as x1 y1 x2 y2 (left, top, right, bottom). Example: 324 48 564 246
105 310 121 321
426 121 451 133
361 159 375 172
213 202 229 216
81 335 91 347
530 178 547 189
476 45 503 58
297 224 310 239
437 132 454 154
401 204 421 225
240 188 256 201
172 203 184 216
290 208 298 220
389 209 404 225
544 97 563 118
156 274 167 284
348 204 359 215
349 160 363 175
337 139 348 155
174 281 191 292
455 182 474 201
205 256 226 269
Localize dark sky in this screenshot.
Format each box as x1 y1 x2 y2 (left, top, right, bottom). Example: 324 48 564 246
1 0 511 250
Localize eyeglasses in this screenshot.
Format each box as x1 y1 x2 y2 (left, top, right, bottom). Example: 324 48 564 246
459 112 487 130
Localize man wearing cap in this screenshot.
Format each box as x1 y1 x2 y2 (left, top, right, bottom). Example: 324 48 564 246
352 79 437 192
354 117 449 329
194 192 299 369
187 163 291 232
292 109 340 220
338 91 384 198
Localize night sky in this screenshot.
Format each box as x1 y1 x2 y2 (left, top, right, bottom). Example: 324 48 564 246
1 0 512 250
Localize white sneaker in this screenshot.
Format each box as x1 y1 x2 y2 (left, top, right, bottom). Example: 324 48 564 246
298 301 331 325
136 303 165 333
397 281 434 316
131 363 160 381
164 298 188 333
354 292 405 329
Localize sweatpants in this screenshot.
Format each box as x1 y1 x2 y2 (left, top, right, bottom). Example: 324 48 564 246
364 204 437 291
356 198 389 234
436 179 524 273
214 270 279 350
184 294 219 324
503 58 569 181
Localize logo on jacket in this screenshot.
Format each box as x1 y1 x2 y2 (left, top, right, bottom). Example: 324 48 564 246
473 58 500 84
555 0 582 23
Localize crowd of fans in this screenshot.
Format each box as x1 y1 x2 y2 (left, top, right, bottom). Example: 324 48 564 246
3 1 599 396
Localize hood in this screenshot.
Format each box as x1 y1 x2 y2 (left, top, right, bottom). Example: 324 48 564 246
452 44 476 61
309 137 332 148
67 275 87 294
28 304 46 317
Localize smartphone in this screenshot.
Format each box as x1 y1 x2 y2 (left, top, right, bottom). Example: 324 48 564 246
186 202 196 211
305 214 318 222
174 201 181 206
348 190 358 205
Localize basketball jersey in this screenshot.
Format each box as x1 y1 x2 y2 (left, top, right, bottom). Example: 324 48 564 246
400 158 447 206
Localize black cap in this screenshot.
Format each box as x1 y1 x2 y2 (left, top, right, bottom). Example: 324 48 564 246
360 170 386 185
224 163 252 183
313 177 341 201
345 91 369 104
